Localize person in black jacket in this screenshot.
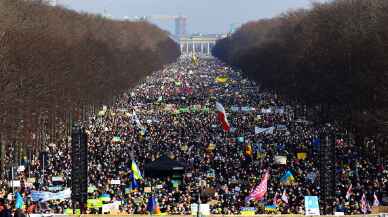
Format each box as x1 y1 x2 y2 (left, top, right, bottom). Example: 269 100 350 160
0 204 12 217
14 208 25 217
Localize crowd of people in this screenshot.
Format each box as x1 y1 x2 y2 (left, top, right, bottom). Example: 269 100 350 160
0 56 387 215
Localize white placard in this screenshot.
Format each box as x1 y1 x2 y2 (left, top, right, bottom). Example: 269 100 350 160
191 203 210 216
274 156 287 165
27 177 36 183
110 179 121 185
9 180 21 187
17 165 25 172
102 202 120 214
52 176 64 182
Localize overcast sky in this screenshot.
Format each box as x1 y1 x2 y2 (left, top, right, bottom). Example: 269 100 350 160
56 0 325 34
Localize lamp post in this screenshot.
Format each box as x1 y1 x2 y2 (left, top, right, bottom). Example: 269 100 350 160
197 189 201 217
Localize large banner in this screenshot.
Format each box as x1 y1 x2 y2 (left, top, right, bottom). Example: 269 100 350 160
31 188 71 202
255 126 275 134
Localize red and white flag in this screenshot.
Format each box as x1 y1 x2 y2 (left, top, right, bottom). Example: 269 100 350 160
373 192 380 207
246 171 269 202
281 189 289 204
345 184 352 200
216 102 231 132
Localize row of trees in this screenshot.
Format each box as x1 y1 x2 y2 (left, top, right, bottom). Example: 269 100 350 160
213 0 388 150
0 0 179 165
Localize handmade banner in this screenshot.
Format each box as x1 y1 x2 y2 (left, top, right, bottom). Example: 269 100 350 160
241 107 255 112
255 126 275 135
102 201 121 214
261 108 273 114
31 189 71 202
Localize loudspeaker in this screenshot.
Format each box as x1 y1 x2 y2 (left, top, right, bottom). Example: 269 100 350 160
71 124 88 213
319 134 336 215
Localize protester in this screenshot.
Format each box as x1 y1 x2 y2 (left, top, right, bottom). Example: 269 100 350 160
0 56 386 215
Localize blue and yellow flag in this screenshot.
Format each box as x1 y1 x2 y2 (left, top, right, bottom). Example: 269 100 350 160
131 160 143 180
215 76 229 84
147 196 157 213
280 170 295 185
264 204 278 212
99 193 111 202
131 174 139 190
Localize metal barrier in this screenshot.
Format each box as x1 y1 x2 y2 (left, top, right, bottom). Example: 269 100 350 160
29 214 383 217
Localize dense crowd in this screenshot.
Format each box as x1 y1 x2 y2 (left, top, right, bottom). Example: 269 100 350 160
0 57 387 215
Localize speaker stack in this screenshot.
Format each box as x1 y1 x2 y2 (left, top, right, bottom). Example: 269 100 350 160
71 124 88 214
319 133 336 215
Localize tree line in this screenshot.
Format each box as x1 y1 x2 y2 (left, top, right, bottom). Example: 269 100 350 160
0 0 179 167
213 0 388 151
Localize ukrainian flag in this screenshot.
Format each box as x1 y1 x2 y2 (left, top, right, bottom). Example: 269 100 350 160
99 193 111 202
192 55 198 65
131 160 143 180
280 170 295 185
264 205 278 212
131 174 139 191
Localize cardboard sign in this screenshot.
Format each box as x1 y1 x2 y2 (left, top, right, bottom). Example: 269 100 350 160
305 196 320 215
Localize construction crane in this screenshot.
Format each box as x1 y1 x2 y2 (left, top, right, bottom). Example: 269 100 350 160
145 15 188 37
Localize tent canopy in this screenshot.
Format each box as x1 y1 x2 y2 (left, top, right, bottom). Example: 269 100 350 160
144 155 186 178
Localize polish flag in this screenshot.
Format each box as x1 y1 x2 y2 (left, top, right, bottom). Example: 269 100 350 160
246 171 269 202
216 102 231 132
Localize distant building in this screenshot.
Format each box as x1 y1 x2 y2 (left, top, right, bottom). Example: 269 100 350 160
179 34 226 56
47 0 57 6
